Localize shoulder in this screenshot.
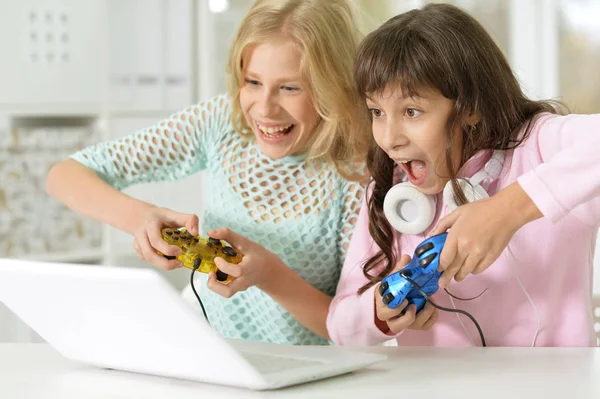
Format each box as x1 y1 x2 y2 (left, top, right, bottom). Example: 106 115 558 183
513 111 600 157
508 110 600 171
336 160 369 189
334 165 367 198
205 93 233 110
194 93 233 120
514 112 554 141
519 111 600 140
189 93 237 143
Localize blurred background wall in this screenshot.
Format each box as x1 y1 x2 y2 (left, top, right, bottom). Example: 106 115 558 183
0 0 598 342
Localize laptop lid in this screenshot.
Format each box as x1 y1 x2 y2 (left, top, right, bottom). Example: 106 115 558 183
0 259 264 388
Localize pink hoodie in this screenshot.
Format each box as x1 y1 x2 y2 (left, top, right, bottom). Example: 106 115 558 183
327 112 600 347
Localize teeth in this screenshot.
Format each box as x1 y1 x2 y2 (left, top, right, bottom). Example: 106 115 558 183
256 122 292 135
400 160 412 164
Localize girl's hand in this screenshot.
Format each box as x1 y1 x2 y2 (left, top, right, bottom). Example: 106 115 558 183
374 254 439 335
429 182 542 288
132 206 200 270
204 227 285 297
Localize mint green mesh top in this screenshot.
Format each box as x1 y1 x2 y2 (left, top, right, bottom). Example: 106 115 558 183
70 94 365 345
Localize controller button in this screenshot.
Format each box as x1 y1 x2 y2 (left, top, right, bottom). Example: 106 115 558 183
419 253 437 268
379 281 389 295
222 247 237 257
415 242 434 257
193 238 199 243
400 269 413 277
164 255 176 260
382 293 394 305
208 237 222 246
216 270 229 282
164 229 173 235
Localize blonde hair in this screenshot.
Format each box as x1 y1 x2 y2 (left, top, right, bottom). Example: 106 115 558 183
226 0 370 180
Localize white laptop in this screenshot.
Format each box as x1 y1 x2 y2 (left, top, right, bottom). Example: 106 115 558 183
0 259 385 390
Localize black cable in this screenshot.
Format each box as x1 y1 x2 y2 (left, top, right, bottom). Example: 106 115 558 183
403 276 487 347
444 287 488 301
190 264 210 325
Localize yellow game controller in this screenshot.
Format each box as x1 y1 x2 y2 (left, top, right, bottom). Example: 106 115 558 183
157 227 242 283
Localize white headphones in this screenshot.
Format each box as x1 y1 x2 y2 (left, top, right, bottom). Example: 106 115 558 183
383 150 505 235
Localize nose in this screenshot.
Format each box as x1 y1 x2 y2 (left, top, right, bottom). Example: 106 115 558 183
378 120 409 152
256 89 280 118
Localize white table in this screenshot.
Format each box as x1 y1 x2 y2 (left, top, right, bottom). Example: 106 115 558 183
1 344 598 398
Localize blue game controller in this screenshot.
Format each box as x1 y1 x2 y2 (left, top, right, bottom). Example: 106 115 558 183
378 233 447 312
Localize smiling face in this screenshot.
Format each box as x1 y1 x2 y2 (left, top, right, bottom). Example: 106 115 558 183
239 37 320 160
366 85 467 195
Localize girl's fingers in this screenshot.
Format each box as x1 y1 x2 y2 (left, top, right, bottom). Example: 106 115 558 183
214 257 243 278
136 232 181 270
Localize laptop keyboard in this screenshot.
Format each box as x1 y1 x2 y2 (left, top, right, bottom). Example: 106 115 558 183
240 352 325 374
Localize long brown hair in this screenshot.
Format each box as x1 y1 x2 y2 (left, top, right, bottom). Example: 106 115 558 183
355 3 567 294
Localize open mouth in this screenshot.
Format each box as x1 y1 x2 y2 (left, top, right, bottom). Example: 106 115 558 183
398 159 428 186
255 122 295 140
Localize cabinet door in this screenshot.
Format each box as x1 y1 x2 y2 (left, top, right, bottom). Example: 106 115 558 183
0 0 106 106
107 0 194 112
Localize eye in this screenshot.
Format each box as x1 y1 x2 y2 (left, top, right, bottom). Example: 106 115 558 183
281 85 300 92
368 108 384 119
245 78 260 86
405 108 422 118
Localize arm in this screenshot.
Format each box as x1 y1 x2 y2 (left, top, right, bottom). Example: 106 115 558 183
326 190 395 346
432 113 600 285
517 113 600 227
261 179 368 340
46 160 157 235
260 264 335 340
207 178 368 341
206 229 336 340
46 96 228 232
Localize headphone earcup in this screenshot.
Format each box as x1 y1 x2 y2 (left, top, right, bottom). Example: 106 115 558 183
383 182 436 235
443 178 490 212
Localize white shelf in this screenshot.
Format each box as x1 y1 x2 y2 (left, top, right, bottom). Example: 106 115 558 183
0 105 103 117
107 109 180 118
15 248 106 264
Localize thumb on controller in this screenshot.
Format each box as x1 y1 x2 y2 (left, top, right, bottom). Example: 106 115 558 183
207 227 250 253
389 253 412 275
163 209 199 236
